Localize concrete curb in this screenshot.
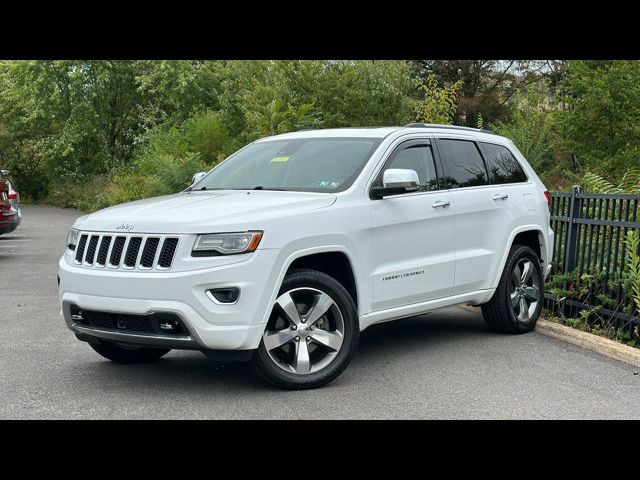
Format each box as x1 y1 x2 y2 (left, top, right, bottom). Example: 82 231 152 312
536 319 640 368
458 305 640 368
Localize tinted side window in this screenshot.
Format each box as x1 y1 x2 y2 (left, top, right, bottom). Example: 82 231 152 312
478 142 528 184
384 144 439 192
438 139 488 188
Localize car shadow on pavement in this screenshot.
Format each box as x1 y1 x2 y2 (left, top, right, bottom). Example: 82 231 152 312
0 235 26 240
75 353 265 391
67 309 491 394
357 310 489 354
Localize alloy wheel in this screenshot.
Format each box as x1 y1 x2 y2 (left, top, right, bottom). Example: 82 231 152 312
263 287 345 375
510 258 541 322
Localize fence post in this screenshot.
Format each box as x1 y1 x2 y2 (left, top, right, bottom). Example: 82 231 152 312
563 185 582 316
563 185 582 273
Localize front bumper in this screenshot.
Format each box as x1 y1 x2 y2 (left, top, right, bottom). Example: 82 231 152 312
58 248 281 351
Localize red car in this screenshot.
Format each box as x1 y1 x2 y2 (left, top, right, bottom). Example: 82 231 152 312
0 177 19 235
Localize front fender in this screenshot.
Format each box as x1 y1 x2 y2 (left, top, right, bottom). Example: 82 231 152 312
258 241 366 326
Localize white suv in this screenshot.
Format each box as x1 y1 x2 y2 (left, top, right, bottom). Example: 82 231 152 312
59 124 554 389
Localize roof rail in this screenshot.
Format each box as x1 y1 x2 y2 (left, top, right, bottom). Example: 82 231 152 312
404 123 495 135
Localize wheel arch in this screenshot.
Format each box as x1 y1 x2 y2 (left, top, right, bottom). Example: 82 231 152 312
491 226 549 289
260 245 362 327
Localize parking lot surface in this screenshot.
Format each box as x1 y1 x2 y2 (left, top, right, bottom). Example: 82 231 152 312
1 205 639 419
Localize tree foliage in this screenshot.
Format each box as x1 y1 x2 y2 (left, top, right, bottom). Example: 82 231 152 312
492 84 552 171
413 75 462 124
1 59 640 210
555 61 640 182
413 60 547 127
0 60 417 206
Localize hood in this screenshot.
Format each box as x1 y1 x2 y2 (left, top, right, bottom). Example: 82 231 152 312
74 190 337 234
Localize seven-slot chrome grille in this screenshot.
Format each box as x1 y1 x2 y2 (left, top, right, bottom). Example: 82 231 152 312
74 233 179 270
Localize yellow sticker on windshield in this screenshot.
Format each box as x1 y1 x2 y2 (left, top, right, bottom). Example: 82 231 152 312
270 156 290 163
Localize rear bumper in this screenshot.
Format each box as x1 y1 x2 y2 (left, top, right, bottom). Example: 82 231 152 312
58 248 281 350
0 218 19 234
544 227 555 279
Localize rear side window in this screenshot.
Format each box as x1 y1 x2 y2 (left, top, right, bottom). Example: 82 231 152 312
438 139 488 188
478 142 528 184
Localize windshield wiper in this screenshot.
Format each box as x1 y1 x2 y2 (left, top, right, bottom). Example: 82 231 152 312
251 186 285 191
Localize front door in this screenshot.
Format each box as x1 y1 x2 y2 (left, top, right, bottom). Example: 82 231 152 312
370 139 455 311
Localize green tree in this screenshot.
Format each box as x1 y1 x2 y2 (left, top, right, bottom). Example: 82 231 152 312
233 60 414 137
556 60 640 181
413 74 462 124
413 60 546 127
492 83 552 171
0 60 161 198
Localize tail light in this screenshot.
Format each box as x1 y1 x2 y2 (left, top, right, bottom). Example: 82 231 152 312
8 191 18 201
544 191 550 208
0 182 14 219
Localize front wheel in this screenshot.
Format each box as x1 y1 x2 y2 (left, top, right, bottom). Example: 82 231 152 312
481 244 543 334
253 268 359 390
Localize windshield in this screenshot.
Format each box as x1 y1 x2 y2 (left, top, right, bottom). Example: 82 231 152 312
192 137 383 193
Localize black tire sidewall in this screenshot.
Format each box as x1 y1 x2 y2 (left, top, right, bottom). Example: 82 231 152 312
254 268 359 389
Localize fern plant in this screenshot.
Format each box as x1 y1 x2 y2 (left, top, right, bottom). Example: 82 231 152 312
619 167 640 192
581 168 640 194
625 229 640 316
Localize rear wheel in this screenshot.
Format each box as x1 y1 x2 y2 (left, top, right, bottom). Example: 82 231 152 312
90 341 170 364
481 244 543 334
254 268 358 390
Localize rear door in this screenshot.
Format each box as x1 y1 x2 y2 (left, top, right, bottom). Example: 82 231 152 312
370 138 455 311
435 137 514 294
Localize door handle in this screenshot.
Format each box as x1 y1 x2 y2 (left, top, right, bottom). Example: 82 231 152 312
432 200 451 208
492 193 509 201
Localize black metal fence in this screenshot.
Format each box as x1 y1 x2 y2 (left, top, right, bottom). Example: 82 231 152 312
546 187 640 332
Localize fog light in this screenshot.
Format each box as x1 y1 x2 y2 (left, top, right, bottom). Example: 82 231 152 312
208 287 240 304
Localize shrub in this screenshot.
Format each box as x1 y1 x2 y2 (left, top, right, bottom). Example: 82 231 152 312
44 175 114 211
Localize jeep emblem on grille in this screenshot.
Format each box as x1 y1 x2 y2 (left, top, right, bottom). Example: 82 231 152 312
116 222 135 232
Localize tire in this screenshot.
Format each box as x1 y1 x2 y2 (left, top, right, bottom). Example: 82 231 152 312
89 341 171 364
481 244 544 334
253 268 359 390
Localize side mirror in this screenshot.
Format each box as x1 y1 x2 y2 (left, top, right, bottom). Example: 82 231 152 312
371 169 420 199
191 171 207 186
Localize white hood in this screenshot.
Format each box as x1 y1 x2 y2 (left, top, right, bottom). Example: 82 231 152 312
74 190 337 234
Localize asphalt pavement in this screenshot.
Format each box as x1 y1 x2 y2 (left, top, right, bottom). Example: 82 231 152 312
1 205 639 419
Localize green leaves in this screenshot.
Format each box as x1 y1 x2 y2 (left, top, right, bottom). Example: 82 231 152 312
3 59 640 209
624 230 640 316
413 74 462 125
580 168 640 194
555 61 640 182
492 84 552 172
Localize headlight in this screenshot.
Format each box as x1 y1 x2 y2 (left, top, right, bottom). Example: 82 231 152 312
192 231 263 256
66 228 80 251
